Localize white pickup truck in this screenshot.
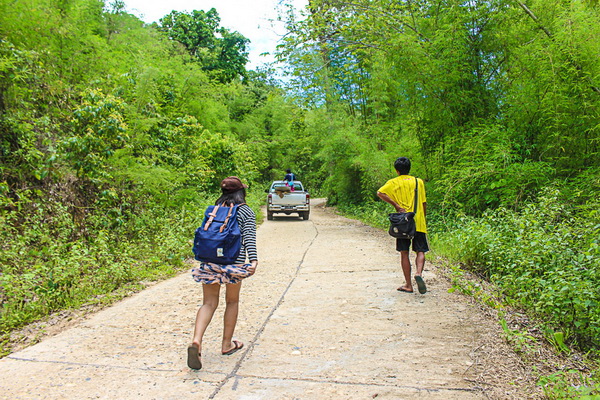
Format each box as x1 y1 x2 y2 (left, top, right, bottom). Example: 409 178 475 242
265 180 310 220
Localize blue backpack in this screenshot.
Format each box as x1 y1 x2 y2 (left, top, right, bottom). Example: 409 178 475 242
193 203 242 265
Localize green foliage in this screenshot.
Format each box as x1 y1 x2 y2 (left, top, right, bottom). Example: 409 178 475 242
537 368 600 399
61 89 128 180
432 125 555 214
159 9 221 56
0 199 204 342
334 200 389 230
0 0 282 354
436 186 600 353
499 318 537 356
504 0 600 172
279 1 600 362
281 0 599 217
158 9 250 83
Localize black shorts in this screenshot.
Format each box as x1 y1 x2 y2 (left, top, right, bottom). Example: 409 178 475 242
396 232 429 253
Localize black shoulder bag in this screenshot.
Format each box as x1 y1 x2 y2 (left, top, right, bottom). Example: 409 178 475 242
388 177 418 239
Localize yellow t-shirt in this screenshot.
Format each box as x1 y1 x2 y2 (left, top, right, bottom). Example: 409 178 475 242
378 175 427 233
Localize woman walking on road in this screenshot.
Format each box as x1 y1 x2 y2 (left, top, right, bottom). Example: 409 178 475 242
187 176 259 370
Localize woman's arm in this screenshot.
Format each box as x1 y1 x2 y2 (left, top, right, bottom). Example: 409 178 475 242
238 205 258 263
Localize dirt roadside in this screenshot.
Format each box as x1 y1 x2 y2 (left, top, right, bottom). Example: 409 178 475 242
0 199 536 399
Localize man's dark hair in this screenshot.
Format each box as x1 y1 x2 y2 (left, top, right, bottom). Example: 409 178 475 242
394 157 411 175
286 168 292 173
216 188 246 205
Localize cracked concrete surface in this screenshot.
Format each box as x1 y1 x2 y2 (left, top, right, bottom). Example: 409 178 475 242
0 199 519 399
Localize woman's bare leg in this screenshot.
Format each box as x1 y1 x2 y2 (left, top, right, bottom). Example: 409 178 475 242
222 282 242 353
191 283 221 353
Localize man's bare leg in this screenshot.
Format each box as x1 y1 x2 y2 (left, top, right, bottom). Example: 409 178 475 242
414 251 427 294
399 251 413 292
415 251 425 276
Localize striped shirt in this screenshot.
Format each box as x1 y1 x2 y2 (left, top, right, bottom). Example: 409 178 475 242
235 204 258 264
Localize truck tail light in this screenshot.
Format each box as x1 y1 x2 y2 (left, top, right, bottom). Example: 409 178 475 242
268 193 272 204
306 193 310 204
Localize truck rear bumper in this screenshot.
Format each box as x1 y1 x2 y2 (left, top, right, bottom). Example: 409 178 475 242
268 205 310 212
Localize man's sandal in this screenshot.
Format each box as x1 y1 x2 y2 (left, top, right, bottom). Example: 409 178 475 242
415 276 427 294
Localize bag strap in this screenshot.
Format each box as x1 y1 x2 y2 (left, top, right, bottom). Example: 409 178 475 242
204 202 246 233
413 177 419 214
204 204 220 231
220 204 235 233
220 202 247 232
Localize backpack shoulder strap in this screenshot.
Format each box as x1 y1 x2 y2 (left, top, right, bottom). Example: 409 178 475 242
203 204 220 231
219 203 246 233
220 204 235 233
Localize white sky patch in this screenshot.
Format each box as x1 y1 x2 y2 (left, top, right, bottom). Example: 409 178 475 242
121 0 308 70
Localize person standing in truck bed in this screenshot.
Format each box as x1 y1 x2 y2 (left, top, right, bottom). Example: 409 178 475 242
284 169 296 191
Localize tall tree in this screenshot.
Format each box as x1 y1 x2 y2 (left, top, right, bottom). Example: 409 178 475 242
158 9 250 83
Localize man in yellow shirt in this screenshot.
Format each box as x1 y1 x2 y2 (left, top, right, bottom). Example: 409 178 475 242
377 157 428 294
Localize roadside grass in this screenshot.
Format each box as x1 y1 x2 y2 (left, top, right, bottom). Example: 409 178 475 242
430 202 600 398
431 189 600 353
0 205 201 357
437 257 600 399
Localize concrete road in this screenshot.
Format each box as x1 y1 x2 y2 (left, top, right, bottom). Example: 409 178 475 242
0 199 494 399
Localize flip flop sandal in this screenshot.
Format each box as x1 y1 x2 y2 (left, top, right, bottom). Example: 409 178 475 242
415 276 427 294
222 340 244 355
397 287 413 293
187 344 202 370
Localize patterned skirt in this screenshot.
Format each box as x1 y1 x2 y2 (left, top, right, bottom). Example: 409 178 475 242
191 262 253 285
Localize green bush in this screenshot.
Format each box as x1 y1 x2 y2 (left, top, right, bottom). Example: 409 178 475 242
437 187 600 353
0 199 207 344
